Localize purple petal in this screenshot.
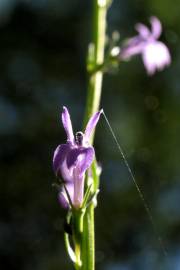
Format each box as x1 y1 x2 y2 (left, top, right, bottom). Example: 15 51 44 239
142 41 171 75
53 144 69 175
53 143 74 182
150 16 162 39
66 147 95 175
66 148 81 168
61 106 74 143
58 182 74 208
76 147 94 175
58 192 69 208
84 110 102 140
120 36 146 59
135 23 150 38
73 167 84 208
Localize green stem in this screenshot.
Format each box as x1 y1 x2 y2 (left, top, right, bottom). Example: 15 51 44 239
84 0 107 135
82 1 109 270
73 209 85 270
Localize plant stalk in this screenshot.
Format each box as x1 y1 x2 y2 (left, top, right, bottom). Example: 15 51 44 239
82 1 109 269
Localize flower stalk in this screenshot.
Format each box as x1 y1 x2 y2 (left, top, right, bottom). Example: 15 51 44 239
82 1 110 269
84 0 108 133
53 105 102 270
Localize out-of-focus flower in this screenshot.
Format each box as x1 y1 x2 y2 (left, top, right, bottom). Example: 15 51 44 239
53 106 102 209
120 16 171 75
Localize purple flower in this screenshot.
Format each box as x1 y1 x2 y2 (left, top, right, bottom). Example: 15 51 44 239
53 106 102 209
120 16 171 75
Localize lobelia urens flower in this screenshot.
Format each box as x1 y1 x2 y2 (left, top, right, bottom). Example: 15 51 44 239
53 106 102 209
119 16 171 75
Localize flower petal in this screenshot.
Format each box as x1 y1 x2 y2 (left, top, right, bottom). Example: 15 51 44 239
66 148 80 169
73 167 84 208
53 143 74 181
53 144 68 175
120 36 146 60
62 106 74 143
135 23 150 38
150 16 162 39
66 147 95 175
58 182 74 208
78 147 94 174
142 41 171 75
84 110 102 140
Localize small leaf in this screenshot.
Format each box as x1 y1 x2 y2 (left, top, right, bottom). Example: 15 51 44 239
81 184 92 209
86 189 100 208
63 183 73 209
64 232 76 263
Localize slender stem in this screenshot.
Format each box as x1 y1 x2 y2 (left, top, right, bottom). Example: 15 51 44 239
73 209 85 270
82 1 108 270
84 1 107 136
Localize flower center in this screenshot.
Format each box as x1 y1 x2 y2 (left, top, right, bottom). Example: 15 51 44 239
75 131 84 146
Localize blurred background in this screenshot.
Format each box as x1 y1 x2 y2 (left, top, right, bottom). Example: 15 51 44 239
0 0 179 269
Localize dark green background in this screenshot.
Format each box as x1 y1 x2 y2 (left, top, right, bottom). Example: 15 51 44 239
0 0 179 269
